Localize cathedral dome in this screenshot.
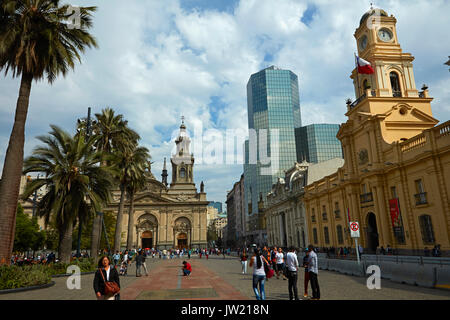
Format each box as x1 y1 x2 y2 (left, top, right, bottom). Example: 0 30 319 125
360 8 388 27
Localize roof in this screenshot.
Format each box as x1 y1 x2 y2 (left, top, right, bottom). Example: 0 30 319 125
360 8 388 27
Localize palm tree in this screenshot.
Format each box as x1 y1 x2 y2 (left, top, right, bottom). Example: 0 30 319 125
85 107 139 258
0 0 98 264
112 145 150 252
21 125 114 263
126 152 151 250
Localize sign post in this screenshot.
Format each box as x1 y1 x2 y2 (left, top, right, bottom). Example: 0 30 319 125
350 222 360 265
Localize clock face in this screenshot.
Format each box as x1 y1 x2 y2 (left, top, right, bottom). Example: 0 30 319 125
378 28 393 42
359 35 368 50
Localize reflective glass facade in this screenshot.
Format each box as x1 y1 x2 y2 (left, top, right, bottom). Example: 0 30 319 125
244 66 301 215
295 124 343 163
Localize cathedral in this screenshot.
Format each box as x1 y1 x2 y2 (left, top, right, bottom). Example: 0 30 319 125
106 120 209 250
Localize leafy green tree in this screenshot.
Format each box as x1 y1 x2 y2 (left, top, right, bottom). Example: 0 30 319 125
0 0 98 265
22 125 114 263
13 203 45 253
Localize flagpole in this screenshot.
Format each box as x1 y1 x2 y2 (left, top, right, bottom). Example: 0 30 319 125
354 52 361 99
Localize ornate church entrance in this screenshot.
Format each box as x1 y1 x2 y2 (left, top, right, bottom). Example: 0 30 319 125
177 233 188 249
141 231 153 249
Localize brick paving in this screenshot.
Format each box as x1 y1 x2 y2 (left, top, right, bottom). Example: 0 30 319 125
1 254 450 300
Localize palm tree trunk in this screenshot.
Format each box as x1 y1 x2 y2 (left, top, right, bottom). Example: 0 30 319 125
126 191 135 249
0 73 33 265
90 213 102 259
114 185 126 252
59 220 74 264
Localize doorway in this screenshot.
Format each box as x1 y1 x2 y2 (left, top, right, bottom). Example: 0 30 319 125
367 213 379 253
177 233 188 249
141 231 153 249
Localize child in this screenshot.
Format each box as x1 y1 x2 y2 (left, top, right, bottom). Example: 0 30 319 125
119 261 128 276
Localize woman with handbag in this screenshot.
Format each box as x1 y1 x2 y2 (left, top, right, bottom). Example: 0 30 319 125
249 249 269 300
93 256 121 300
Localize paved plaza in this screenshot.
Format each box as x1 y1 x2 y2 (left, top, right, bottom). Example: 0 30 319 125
2 255 450 300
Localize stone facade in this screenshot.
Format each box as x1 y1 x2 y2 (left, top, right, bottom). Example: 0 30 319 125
303 8 450 255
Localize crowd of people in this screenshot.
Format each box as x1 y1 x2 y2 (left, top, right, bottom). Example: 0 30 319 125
240 245 321 301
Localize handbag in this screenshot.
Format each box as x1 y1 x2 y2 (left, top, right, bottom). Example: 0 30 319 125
99 268 120 296
263 258 274 279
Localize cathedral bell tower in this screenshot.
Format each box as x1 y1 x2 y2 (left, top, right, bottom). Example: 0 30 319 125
169 117 197 195
345 7 439 145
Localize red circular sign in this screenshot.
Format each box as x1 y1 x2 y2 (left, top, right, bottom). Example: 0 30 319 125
350 222 359 232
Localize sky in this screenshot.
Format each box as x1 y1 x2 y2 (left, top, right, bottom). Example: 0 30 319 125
1 0 449 210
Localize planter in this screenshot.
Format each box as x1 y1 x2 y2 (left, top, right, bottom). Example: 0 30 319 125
0 281 55 295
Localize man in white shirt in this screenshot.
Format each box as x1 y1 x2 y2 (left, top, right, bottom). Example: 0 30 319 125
276 248 286 279
307 245 320 300
286 247 299 300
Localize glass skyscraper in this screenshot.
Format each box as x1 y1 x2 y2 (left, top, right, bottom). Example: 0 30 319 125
295 124 343 163
244 66 301 215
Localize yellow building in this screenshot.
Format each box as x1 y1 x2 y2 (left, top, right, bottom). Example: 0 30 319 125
303 8 450 256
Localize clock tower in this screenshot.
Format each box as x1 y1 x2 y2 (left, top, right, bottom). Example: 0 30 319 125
345 7 439 146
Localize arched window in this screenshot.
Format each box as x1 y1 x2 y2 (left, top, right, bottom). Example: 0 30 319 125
419 215 435 244
337 225 344 244
180 167 186 178
390 72 402 97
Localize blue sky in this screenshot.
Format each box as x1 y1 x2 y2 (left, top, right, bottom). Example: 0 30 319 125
1 0 449 209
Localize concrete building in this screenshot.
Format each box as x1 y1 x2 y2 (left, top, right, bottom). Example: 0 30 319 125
303 8 450 255
225 174 247 247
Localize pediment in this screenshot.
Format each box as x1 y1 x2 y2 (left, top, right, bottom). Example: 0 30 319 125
134 192 176 204
383 104 439 127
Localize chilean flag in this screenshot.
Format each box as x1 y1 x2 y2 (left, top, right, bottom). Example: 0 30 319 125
357 56 375 74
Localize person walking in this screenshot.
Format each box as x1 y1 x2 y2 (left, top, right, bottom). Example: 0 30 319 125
113 251 120 267
286 247 299 300
135 250 144 277
307 245 320 300
141 250 149 276
249 248 268 300
276 248 287 280
302 249 310 298
93 256 120 300
240 249 248 274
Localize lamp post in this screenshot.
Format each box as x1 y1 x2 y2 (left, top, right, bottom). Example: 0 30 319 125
76 107 92 258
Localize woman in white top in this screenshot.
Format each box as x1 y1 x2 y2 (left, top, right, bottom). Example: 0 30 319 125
249 249 268 300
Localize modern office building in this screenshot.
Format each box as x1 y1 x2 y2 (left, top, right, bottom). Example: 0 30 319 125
295 124 343 163
244 66 301 214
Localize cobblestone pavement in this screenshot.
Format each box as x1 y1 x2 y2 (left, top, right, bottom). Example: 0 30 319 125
2 255 450 300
